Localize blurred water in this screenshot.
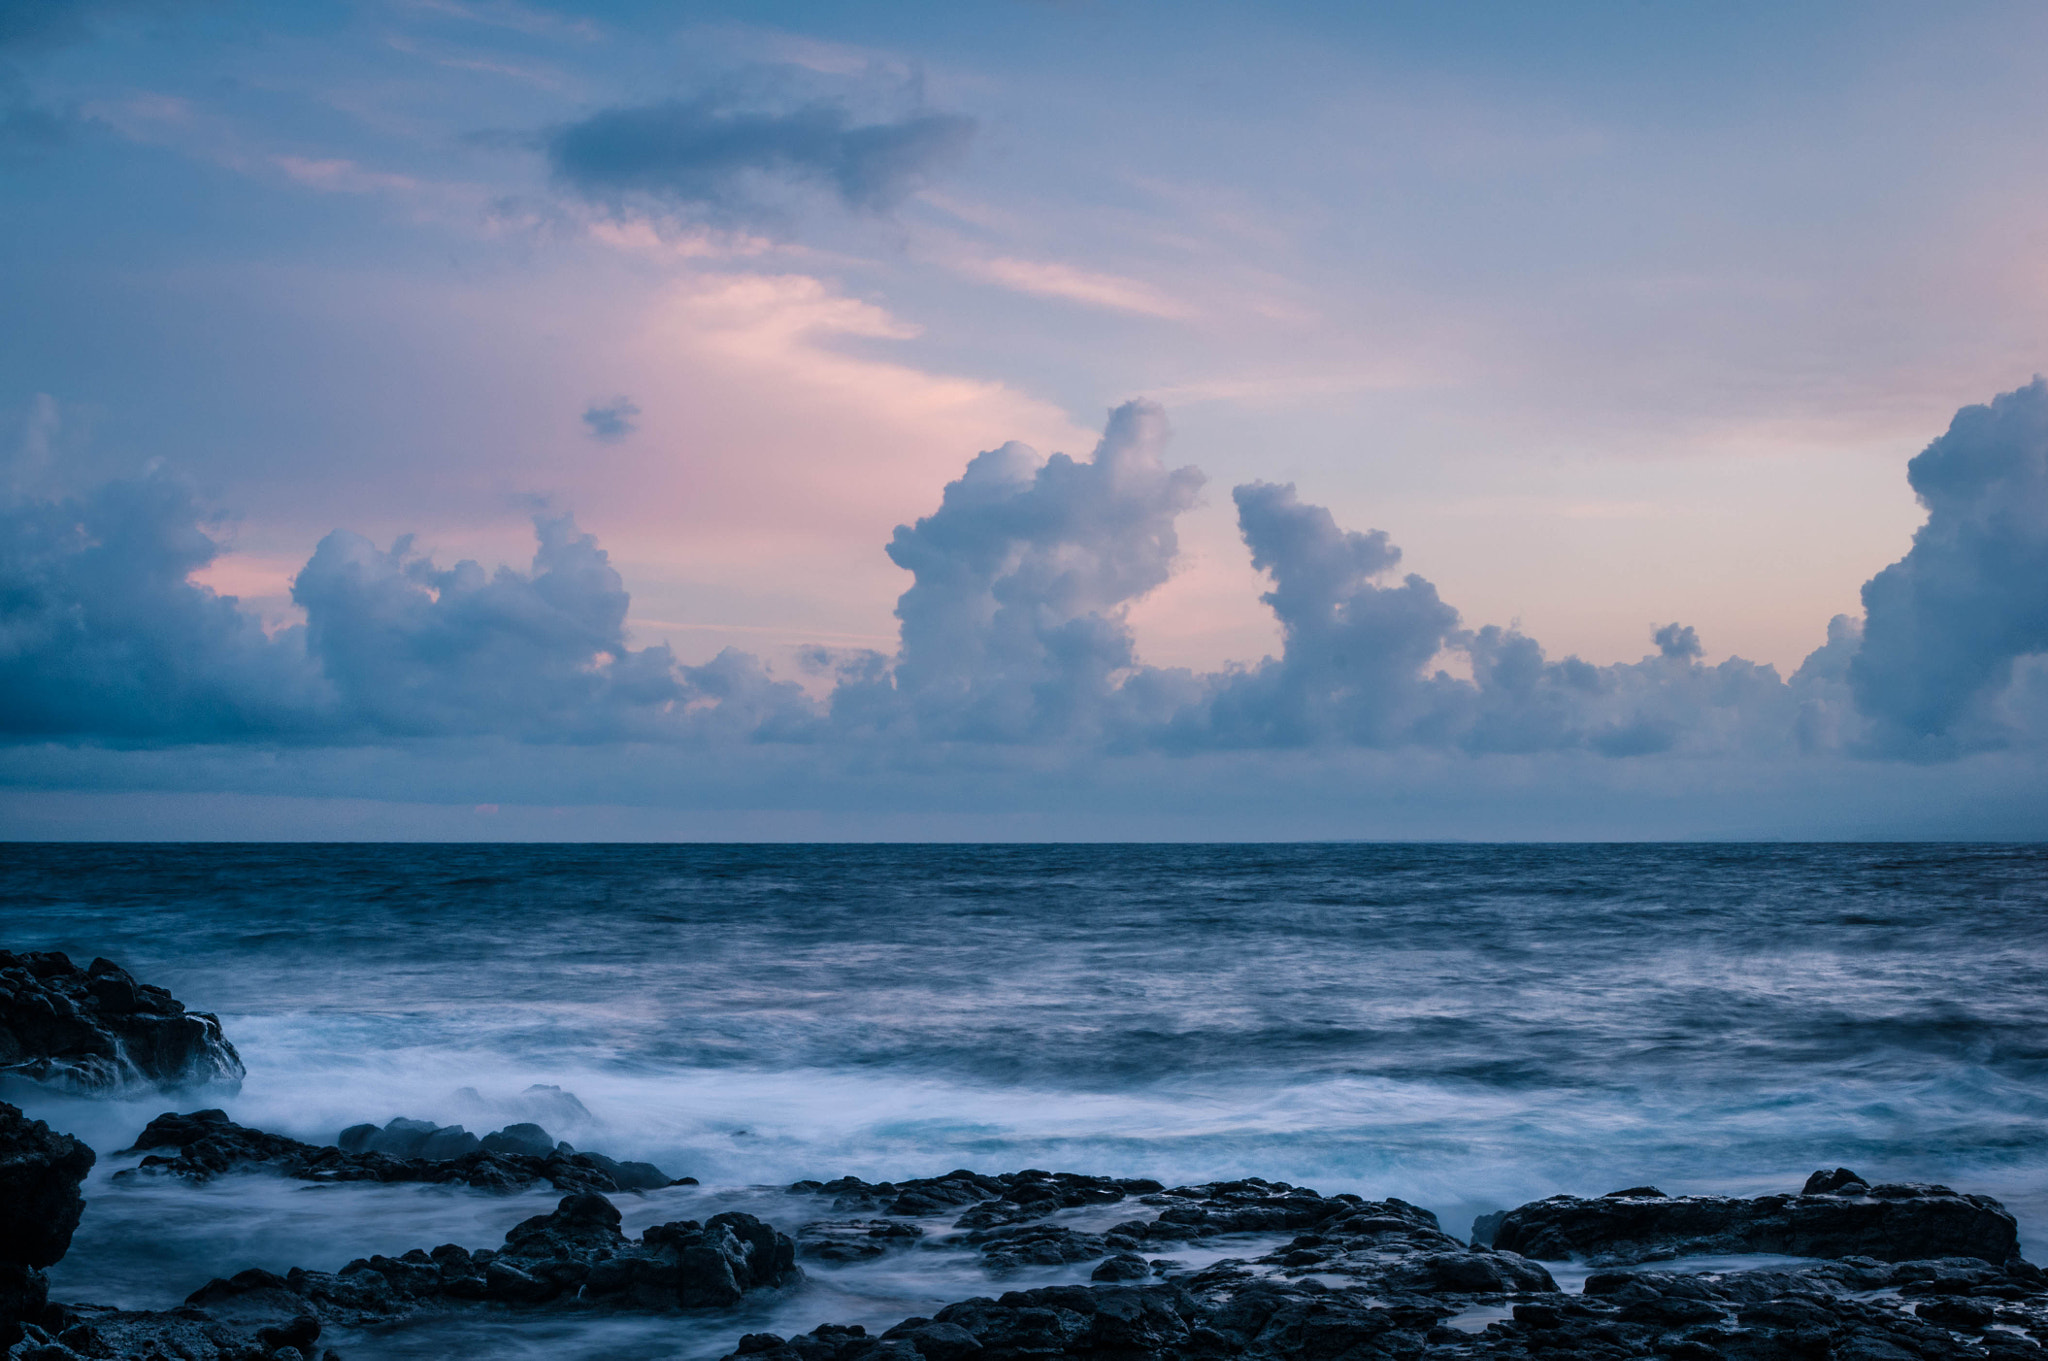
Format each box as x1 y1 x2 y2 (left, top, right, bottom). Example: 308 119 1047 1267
4 843 2045 1356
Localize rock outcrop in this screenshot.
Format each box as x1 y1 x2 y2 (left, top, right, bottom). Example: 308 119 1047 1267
0 1103 94 1351
1488 1168 2022 1265
117 1109 686 1194
184 1190 801 1323
0 952 243 1095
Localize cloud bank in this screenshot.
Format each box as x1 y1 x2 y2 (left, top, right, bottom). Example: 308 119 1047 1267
4 382 2048 832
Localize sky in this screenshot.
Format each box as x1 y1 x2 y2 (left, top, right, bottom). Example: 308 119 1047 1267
3 0 2047 839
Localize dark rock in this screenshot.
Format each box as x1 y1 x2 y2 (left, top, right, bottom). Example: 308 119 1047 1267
800 1219 925 1263
115 1109 685 1194
792 1170 1160 1227
966 1224 1109 1273
1 1103 94 1269
1 1103 94 1352
1105 1178 1357 1244
1491 1169 2021 1264
1915 1296 1995 1329
0 952 243 1094
185 1191 802 1327
1091 1253 1151 1282
481 1122 556 1157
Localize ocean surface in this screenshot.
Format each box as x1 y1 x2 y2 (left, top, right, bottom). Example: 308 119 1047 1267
4 842 2045 1358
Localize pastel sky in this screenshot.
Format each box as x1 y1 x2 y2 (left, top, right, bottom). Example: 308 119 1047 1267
4 0 2048 839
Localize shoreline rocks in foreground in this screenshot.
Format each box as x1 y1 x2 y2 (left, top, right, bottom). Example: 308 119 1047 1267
8 1149 2048 1361
0 1103 94 1353
0 953 243 1095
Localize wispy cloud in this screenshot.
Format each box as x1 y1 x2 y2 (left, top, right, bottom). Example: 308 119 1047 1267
959 256 1196 320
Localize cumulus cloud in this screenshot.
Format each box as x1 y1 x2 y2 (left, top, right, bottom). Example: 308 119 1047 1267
6 383 2047 785
548 93 974 221
1196 482 1462 747
292 515 695 741
861 399 1204 742
581 396 639 441
0 470 811 744
0 472 324 742
1850 377 2048 753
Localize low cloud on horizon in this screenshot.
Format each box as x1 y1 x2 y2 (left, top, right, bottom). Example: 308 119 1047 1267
3 379 2046 839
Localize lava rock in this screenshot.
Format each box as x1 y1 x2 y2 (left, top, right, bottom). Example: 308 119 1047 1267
185 1191 802 1326
1105 1178 1358 1244
1491 1168 2021 1264
790 1170 1162 1227
965 1224 1110 1273
116 1109 691 1194
0 952 244 1094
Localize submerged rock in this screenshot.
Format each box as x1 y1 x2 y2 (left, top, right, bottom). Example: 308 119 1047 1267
116 1109 689 1194
798 1220 925 1263
1490 1167 2022 1265
0 952 243 1095
790 1170 1163 1225
0 1102 94 1351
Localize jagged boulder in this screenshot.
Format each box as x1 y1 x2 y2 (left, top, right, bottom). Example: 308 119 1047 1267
1490 1169 2022 1265
0 951 243 1094
1 1102 94 1350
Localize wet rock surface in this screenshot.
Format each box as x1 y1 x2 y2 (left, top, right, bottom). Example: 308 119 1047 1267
735 1169 2048 1361
792 1171 1164 1227
1 1103 94 1352
186 1190 802 1321
115 1109 688 1194
1488 1168 2021 1266
11 1158 2048 1361
0 953 243 1095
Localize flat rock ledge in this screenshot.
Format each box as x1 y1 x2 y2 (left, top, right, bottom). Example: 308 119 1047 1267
116 1109 688 1195
0 953 243 1096
1484 1167 2020 1266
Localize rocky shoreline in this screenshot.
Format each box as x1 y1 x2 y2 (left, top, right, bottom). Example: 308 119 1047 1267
5 953 2047 1361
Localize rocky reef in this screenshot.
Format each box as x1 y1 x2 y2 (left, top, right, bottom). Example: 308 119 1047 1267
118 1109 685 1194
0 953 244 1095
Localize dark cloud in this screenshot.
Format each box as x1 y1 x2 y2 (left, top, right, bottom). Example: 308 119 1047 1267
0 471 812 745
580 397 639 442
1850 377 2048 752
0 473 323 742
548 94 974 220
0 0 103 52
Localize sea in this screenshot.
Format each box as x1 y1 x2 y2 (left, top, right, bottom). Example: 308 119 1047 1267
4 843 2045 1359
